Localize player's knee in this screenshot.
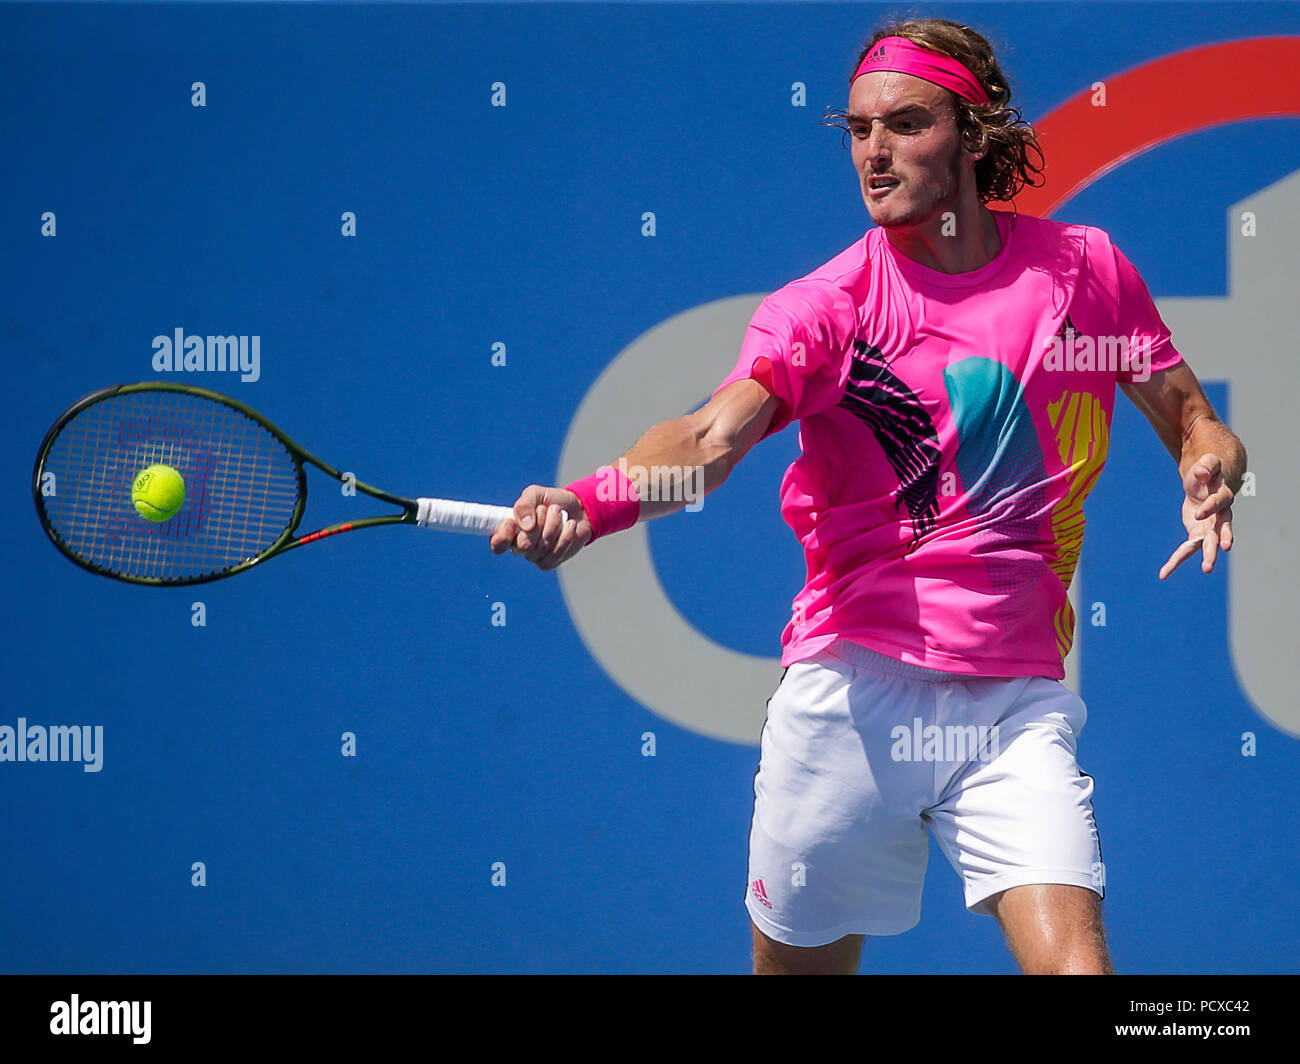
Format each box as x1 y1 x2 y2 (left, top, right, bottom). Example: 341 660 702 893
1021 944 1113 975
751 923 863 975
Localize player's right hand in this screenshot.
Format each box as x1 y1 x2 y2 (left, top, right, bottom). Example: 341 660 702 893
489 484 592 571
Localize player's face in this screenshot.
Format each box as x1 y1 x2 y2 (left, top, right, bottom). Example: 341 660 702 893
846 72 975 229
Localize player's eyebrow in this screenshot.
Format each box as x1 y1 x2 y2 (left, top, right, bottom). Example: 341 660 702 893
844 105 932 124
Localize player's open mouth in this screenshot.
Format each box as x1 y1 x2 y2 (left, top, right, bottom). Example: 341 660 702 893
867 177 899 197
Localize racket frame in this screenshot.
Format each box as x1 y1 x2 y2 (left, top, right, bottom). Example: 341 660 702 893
33 381 424 586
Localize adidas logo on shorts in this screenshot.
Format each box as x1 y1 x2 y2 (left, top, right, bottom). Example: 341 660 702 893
751 878 773 909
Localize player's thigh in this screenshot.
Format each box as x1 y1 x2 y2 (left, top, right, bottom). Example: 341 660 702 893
747 655 933 942
752 921 863 975
987 883 1112 974
926 677 1102 917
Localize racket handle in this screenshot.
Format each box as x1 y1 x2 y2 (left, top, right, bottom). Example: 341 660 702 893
414 497 571 536
414 498 571 536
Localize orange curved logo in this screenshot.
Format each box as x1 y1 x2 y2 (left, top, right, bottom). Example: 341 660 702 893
1013 37 1300 217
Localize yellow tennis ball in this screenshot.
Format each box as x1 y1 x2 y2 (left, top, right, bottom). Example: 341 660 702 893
132 464 186 522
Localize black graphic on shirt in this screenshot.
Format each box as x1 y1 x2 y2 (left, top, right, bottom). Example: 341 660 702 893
835 340 941 551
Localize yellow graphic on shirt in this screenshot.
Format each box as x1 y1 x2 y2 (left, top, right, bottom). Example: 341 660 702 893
1046 389 1110 657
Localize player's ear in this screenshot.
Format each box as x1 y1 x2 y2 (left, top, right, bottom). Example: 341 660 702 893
955 106 987 159
959 125 985 159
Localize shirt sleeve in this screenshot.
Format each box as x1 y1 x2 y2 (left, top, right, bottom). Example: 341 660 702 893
1111 242 1184 384
711 279 858 440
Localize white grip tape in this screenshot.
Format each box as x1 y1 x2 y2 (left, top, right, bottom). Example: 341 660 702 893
414 498 570 536
416 497 515 535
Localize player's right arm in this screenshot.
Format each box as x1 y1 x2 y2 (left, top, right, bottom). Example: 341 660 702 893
489 378 781 570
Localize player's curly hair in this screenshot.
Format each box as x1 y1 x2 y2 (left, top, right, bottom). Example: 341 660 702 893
823 17 1045 203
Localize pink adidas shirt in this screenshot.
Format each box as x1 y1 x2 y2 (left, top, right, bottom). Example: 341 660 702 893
713 209 1183 677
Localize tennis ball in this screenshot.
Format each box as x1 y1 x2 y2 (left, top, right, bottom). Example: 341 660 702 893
132 464 186 522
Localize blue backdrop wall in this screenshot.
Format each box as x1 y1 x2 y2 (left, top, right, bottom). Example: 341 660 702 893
2 0 1298 974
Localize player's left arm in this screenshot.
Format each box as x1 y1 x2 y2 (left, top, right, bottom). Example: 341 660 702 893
1120 361 1247 580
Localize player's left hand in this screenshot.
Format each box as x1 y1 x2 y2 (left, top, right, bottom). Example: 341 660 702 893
1159 453 1234 580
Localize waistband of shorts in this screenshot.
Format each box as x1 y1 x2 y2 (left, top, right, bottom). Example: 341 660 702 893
821 639 969 683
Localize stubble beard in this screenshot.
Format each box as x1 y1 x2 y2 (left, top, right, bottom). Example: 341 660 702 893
866 141 967 230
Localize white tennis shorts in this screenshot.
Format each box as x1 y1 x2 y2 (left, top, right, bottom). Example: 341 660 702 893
746 639 1104 946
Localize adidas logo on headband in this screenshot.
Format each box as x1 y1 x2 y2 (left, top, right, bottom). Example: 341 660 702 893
852 36 991 105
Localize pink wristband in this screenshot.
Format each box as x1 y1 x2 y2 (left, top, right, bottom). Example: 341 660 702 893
565 465 641 543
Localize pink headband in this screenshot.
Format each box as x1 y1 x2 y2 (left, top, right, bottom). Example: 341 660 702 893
851 36 990 105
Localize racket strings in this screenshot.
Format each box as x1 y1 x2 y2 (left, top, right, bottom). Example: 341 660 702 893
38 389 301 582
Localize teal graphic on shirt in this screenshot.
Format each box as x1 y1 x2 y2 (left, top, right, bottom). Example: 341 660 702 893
944 357 1049 615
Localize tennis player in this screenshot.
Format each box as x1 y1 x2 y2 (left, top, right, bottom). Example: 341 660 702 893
489 18 1246 975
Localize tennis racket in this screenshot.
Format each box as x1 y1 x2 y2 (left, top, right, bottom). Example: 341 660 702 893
33 382 530 586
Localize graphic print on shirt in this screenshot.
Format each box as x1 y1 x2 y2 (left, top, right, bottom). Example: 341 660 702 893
836 339 941 552
1046 387 1111 658
944 356 1050 630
